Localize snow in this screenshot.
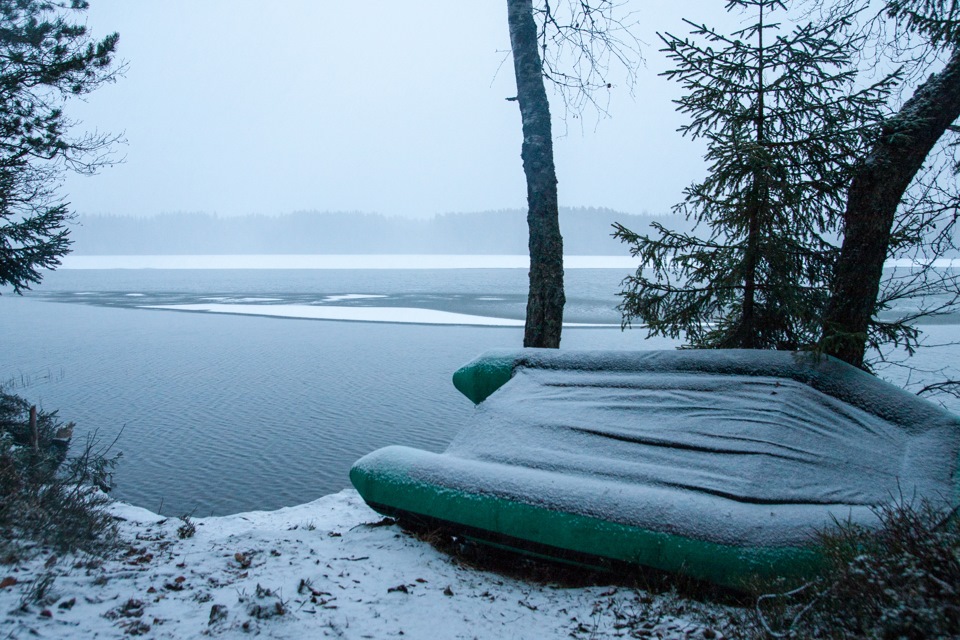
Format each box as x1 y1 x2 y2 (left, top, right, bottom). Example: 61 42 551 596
57 255 640 270
321 294 389 303
444 367 931 543
354 349 960 570
57 254 960 270
141 303 615 328
199 297 284 303
0 490 733 639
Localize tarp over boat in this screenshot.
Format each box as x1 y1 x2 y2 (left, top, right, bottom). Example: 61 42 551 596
350 349 960 588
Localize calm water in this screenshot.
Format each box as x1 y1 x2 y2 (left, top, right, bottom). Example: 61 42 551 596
1 268 675 516
3 266 958 516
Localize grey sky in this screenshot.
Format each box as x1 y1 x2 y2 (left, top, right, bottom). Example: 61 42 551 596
63 1 734 219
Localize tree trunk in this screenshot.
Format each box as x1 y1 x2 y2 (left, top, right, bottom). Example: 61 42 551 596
507 0 565 349
737 3 768 350
739 193 762 348
822 49 960 368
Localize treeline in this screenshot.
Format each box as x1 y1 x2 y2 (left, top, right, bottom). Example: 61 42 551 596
68 207 690 255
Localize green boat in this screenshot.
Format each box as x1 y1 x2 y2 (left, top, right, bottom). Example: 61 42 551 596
350 349 960 589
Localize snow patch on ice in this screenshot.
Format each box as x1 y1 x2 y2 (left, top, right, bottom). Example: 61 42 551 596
198 296 282 303
320 293 389 303
58 254 641 269
141 303 615 327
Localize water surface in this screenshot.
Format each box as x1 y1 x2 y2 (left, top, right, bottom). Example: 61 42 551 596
4 265 958 516
2 267 663 515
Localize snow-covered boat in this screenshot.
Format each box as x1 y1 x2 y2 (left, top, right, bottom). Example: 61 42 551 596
350 349 960 588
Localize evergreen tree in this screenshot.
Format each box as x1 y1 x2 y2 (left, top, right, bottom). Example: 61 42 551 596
0 0 119 294
615 0 893 350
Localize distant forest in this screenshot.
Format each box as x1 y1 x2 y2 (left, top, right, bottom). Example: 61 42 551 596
69 207 693 255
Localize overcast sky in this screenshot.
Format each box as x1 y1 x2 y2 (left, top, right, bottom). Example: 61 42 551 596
62 1 737 219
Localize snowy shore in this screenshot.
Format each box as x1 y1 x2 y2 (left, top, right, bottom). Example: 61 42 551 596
0 490 736 639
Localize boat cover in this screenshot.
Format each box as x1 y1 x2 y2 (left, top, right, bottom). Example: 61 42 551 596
350 349 960 587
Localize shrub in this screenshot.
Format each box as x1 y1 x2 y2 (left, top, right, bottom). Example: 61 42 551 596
0 390 121 558
755 498 960 639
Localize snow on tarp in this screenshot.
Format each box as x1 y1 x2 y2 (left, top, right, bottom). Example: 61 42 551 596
351 349 960 588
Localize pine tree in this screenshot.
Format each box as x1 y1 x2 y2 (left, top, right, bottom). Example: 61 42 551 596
615 0 893 350
0 0 120 294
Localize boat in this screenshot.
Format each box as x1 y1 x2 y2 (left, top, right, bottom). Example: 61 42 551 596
350 349 960 588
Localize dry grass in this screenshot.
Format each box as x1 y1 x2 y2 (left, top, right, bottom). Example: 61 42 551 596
0 390 121 559
753 498 960 639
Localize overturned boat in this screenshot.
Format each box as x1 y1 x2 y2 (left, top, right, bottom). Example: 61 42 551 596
350 349 960 588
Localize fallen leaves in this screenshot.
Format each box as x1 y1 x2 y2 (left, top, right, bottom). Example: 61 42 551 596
104 598 145 620
163 576 187 591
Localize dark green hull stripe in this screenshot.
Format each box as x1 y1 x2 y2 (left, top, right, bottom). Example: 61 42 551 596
351 464 821 590
367 500 621 572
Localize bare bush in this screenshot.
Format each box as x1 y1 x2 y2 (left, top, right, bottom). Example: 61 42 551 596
0 391 121 558
755 498 960 639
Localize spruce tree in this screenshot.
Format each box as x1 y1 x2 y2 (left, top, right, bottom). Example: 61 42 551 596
0 0 120 294
615 0 893 350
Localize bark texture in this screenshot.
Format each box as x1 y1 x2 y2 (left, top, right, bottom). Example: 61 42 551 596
822 49 960 368
507 0 565 348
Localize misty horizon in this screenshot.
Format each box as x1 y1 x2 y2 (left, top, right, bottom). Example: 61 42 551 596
67 207 695 256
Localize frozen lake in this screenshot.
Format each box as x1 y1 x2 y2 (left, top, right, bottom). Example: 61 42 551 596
1 264 668 516
2 260 958 516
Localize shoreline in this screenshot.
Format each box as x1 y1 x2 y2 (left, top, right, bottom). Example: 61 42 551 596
58 255 639 270
0 489 732 639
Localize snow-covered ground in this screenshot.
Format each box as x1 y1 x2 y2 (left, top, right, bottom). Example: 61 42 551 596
0 490 738 639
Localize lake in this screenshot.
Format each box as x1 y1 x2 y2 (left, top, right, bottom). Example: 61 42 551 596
2 259 958 516
1 263 674 516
